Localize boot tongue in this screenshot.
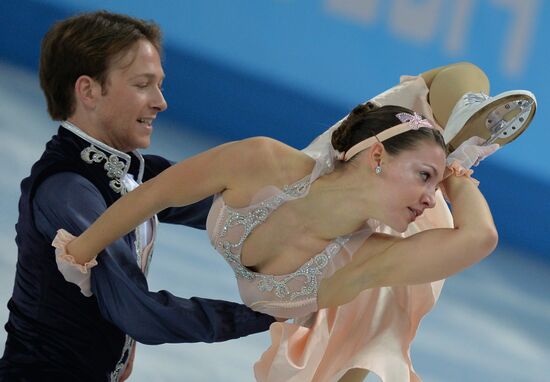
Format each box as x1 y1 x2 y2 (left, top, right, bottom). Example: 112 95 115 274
463 92 490 105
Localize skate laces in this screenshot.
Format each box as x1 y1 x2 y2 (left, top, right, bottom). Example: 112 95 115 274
462 92 489 106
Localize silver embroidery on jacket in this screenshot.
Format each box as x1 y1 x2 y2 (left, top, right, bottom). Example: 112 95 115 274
61 121 137 194
81 146 128 193
60 121 151 379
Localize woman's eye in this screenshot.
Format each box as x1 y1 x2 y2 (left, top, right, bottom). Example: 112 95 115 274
136 83 148 88
420 172 430 181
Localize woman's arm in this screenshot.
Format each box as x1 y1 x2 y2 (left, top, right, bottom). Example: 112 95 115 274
65 137 278 264
37 174 275 342
318 174 498 309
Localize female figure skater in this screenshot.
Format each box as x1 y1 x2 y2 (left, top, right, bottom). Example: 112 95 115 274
53 62 535 382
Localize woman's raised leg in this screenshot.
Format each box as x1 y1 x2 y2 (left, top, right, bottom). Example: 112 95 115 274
421 62 536 151
421 62 490 127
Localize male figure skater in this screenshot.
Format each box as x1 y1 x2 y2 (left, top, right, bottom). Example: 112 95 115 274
0 11 273 381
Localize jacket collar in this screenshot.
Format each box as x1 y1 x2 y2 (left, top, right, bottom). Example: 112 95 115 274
60 121 145 194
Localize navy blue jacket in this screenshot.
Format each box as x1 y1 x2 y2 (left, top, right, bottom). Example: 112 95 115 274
0 125 274 381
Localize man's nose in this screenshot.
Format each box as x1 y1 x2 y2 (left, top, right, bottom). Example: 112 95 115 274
152 87 168 112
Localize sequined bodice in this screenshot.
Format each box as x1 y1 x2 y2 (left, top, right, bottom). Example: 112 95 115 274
206 157 354 318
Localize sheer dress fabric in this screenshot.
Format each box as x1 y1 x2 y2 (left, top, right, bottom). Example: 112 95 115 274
208 75 454 381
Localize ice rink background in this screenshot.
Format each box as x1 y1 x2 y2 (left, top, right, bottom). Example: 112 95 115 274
1 1 549 381
1 59 549 382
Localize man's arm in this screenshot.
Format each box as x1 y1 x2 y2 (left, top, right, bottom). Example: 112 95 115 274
34 172 274 345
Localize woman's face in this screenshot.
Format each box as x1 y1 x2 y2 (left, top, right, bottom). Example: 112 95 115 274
376 141 446 232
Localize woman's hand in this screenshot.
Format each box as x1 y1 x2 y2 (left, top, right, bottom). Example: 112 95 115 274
440 136 499 195
446 136 499 169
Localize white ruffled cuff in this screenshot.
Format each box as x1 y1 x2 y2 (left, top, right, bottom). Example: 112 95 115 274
52 229 98 297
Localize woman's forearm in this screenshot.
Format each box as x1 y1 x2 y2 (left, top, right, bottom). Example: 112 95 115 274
61 138 270 265
379 175 499 286
443 175 497 240
320 175 498 309
378 175 498 286
66 178 167 264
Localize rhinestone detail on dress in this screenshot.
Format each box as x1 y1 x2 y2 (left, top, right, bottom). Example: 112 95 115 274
214 175 350 301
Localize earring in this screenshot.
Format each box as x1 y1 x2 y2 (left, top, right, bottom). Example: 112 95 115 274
375 165 382 175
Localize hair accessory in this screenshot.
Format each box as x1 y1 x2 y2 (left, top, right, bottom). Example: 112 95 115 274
396 112 433 130
338 111 434 162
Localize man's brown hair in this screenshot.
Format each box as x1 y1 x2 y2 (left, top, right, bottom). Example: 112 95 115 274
39 10 162 120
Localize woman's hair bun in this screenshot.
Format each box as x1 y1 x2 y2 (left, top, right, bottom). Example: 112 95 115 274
349 101 381 117
332 103 380 151
365 101 381 111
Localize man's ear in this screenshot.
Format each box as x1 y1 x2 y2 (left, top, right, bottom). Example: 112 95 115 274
74 75 100 110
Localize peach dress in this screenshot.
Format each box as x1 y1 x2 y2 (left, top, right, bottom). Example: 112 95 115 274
207 76 454 382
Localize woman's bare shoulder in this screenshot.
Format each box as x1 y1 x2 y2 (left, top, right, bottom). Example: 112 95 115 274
219 137 314 202
230 136 314 179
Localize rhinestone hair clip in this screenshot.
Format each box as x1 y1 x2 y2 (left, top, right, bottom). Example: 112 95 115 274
338 111 433 161
395 112 433 130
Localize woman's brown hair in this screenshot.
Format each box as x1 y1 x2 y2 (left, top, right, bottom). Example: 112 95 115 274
332 102 447 158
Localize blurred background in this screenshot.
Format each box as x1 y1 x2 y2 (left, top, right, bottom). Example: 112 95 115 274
0 1 548 381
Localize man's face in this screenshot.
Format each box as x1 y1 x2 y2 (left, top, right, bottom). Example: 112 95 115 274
95 39 167 152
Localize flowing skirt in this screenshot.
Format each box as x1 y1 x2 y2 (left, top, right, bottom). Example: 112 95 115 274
254 75 453 382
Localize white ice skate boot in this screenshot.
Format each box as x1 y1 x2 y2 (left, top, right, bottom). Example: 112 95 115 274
444 90 536 152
